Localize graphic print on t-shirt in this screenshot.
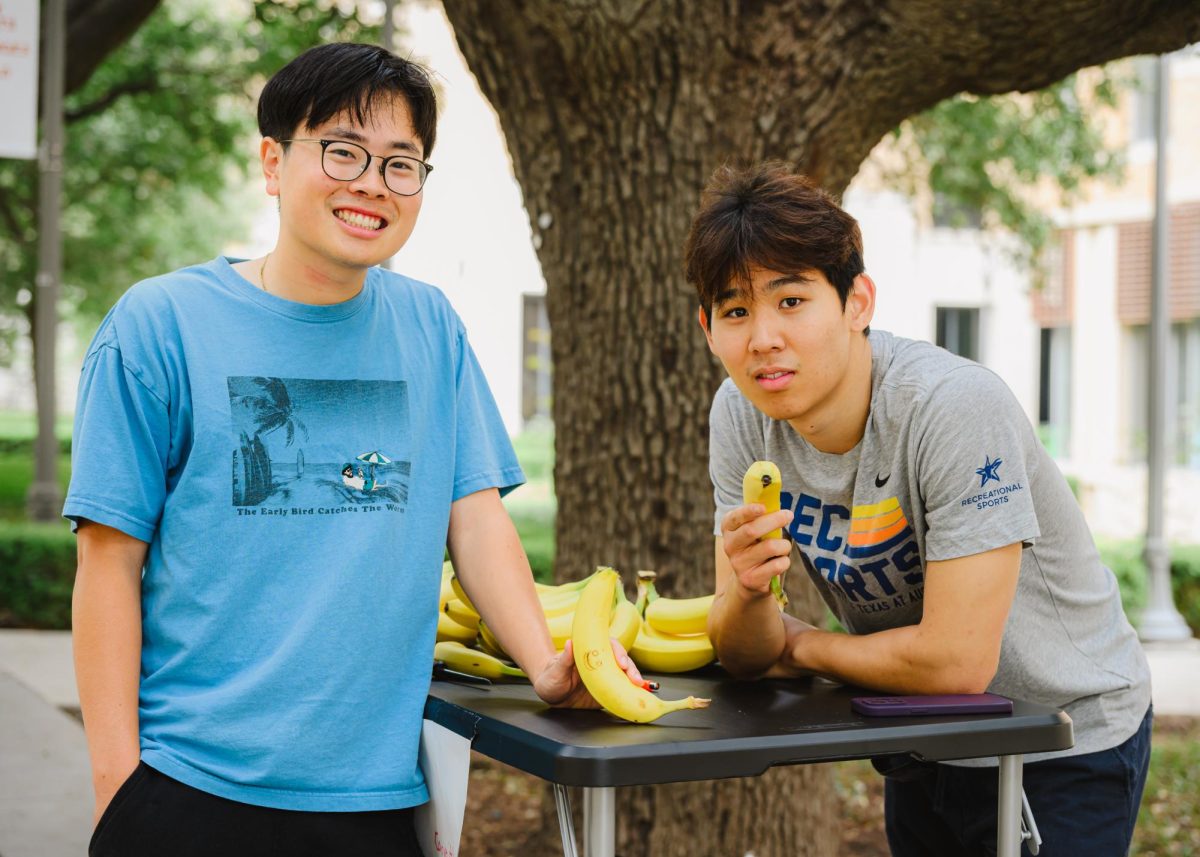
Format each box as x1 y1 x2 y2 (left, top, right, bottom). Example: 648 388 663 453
784 490 924 619
228 377 410 513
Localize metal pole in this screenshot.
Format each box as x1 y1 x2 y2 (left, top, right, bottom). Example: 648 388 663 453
1140 53 1192 642
26 0 65 522
996 755 1024 857
582 787 615 857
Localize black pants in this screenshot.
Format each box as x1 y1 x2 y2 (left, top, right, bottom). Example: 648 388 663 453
882 706 1153 857
89 763 424 857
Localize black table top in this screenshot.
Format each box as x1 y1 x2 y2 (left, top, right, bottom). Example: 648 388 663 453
424 669 1075 788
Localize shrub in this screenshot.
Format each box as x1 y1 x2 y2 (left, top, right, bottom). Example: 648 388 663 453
1099 539 1200 635
0 522 77 629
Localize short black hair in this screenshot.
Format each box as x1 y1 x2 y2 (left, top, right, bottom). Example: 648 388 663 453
258 43 438 158
684 163 865 325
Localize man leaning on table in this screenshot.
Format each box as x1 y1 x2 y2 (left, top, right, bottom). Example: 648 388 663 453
689 162 1152 856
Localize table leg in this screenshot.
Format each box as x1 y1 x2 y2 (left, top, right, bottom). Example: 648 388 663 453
582 786 615 857
997 754 1024 857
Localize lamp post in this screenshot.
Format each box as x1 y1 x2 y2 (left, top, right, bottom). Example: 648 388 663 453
1139 52 1192 643
25 0 65 522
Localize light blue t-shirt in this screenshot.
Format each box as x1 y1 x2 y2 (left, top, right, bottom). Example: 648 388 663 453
64 257 524 811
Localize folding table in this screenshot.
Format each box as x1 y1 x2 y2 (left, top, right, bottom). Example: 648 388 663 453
425 670 1073 857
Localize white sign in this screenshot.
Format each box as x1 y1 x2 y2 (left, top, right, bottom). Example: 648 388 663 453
414 718 472 857
0 0 39 160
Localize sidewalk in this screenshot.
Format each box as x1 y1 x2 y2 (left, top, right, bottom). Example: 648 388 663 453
0 630 1197 857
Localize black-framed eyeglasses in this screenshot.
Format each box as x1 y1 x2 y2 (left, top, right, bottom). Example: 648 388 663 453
280 138 433 196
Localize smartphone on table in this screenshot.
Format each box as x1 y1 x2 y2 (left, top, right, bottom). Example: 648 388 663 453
851 693 1013 717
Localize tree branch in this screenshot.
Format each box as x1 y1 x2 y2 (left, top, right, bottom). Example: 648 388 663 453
64 0 163 95
65 77 159 123
0 187 30 243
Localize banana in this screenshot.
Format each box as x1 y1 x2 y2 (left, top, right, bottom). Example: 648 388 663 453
743 460 789 609
449 574 477 613
634 570 657 615
535 568 601 595
475 620 509 659
537 588 582 618
436 611 479 644
609 596 641 652
443 598 481 631
571 568 710 723
544 610 575 650
440 563 455 608
644 593 714 636
629 621 716 673
434 641 526 681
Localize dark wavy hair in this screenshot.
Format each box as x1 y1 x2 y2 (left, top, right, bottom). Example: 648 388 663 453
257 43 438 158
684 163 865 325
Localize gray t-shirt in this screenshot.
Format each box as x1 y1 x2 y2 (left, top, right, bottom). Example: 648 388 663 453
710 330 1150 764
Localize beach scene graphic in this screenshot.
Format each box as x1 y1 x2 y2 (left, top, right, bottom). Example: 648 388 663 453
228 376 410 510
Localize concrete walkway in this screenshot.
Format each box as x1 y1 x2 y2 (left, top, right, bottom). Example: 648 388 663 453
0 630 1196 857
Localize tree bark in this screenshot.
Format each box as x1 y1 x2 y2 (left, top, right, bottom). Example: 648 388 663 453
441 1 1199 853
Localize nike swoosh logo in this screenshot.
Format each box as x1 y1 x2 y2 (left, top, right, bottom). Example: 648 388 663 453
874 473 890 488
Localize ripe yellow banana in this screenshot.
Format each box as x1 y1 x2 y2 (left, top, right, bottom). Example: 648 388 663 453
743 460 789 608
443 598 481 631
449 574 477 613
608 597 641 652
440 564 455 609
644 593 714 636
436 612 479 644
630 621 716 673
434 641 526 680
537 588 582 618
571 568 710 723
475 619 508 659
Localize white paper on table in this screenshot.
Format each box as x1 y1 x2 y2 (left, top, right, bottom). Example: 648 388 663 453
415 718 473 857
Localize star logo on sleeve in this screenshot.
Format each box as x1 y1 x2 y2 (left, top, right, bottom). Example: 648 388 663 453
975 455 1003 487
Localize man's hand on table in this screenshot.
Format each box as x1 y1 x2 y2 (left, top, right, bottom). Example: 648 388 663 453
532 639 645 709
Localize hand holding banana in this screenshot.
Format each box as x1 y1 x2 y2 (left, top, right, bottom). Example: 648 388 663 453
719 461 793 608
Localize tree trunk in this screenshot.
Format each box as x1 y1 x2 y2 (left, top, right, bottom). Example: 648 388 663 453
440 1 1200 853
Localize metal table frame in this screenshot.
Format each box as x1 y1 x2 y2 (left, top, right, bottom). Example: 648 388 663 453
426 671 1072 857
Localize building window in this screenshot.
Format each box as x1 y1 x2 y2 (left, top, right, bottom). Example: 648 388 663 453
1038 327 1072 459
1125 320 1200 468
935 307 980 362
521 293 552 426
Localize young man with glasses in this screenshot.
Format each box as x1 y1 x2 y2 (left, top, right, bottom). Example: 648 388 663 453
66 43 638 856
690 163 1152 856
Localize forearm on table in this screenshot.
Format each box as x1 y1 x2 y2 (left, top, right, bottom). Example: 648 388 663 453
707 579 787 678
788 623 997 694
72 531 144 794
447 493 555 678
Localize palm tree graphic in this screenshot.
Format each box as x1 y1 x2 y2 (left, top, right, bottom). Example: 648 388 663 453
231 378 308 505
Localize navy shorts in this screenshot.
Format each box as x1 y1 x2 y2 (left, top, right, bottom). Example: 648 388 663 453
881 705 1152 857
88 762 424 857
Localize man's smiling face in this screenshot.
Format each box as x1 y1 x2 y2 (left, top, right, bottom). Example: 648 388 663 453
265 95 425 274
702 267 868 427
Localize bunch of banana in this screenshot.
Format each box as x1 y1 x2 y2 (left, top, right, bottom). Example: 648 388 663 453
437 563 477 644
434 566 638 681
629 571 717 674
571 568 710 723
743 460 789 609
